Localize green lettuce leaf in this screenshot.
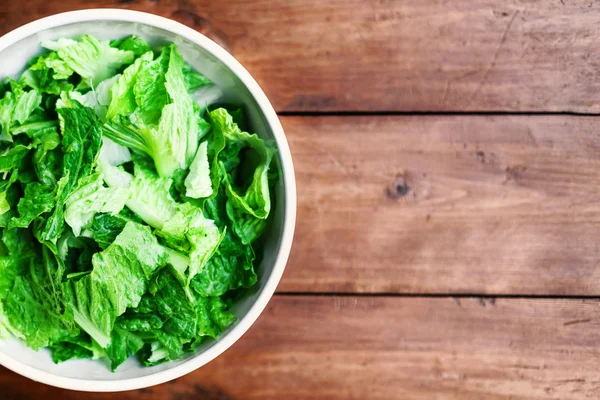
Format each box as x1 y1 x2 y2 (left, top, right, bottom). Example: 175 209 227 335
8 180 61 229
149 267 197 340
187 217 225 287
184 141 212 198
182 63 211 93
40 100 102 243
20 52 74 94
3 276 75 350
210 108 274 219
0 170 19 216
124 162 177 230
2 240 76 349
105 327 144 371
107 51 153 120
158 202 225 286
13 121 59 137
85 210 140 249
49 334 104 364
62 221 167 348
99 137 131 167
64 172 129 236
210 108 276 244
192 295 236 339
0 144 30 172
8 127 64 226
133 46 170 125
0 228 36 297
190 229 256 297
58 75 120 121
0 92 15 140
58 98 102 185
32 129 62 186
122 266 197 365
103 45 198 177
41 38 78 51
110 35 152 57
12 90 42 126
0 300 22 339
0 81 45 142
48 35 135 88
163 45 199 168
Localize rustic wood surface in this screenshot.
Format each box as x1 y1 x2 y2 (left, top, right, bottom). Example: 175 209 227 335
281 115 600 295
3 0 600 399
3 1 600 112
4 296 600 400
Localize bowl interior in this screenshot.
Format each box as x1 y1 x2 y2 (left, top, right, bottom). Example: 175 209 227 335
0 18 286 382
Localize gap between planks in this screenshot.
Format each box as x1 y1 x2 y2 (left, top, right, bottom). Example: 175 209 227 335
274 293 600 300
277 110 600 117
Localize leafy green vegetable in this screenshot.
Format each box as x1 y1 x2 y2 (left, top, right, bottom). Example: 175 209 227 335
58 75 120 121
50 339 94 363
39 99 103 244
0 229 36 297
190 231 257 297
8 181 60 229
105 327 144 371
12 90 42 125
44 35 134 88
183 63 212 93
20 53 74 95
106 52 153 120
4 276 75 350
187 216 226 286
110 35 152 57
49 333 105 364
98 160 178 230
102 45 199 177
64 172 129 236
86 211 135 249
209 108 276 244
184 141 212 198
62 222 167 348
0 301 21 339
0 34 278 371
0 171 19 216
133 47 171 125
193 295 236 339
211 108 274 219
0 145 30 172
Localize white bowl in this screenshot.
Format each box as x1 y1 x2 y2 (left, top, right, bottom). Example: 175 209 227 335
0 9 296 392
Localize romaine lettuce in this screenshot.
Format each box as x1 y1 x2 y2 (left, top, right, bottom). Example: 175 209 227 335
0 34 277 371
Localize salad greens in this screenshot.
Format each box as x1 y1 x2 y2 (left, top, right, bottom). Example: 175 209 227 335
0 35 277 370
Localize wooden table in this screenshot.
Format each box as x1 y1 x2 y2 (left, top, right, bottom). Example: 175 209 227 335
3 1 600 398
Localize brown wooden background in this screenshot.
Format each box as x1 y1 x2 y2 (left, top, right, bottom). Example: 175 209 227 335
3 1 600 399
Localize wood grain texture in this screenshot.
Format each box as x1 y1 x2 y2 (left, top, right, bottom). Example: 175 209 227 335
3 0 600 112
280 115 600 295
2 296 600 400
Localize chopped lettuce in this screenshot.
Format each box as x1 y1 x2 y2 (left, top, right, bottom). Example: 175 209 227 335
110 35 152 57
44 35 134 88
102 45 199 177
209 108 276 244
62 222 167 348
184 141 212 198
0 34 278 371
64 172 129 236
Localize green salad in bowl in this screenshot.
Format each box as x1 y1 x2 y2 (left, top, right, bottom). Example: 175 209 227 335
0 33 277 372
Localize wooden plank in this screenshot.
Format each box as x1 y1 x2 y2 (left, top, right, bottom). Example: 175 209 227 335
280 115 600 295
2 1 600 112
2 296 600 399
